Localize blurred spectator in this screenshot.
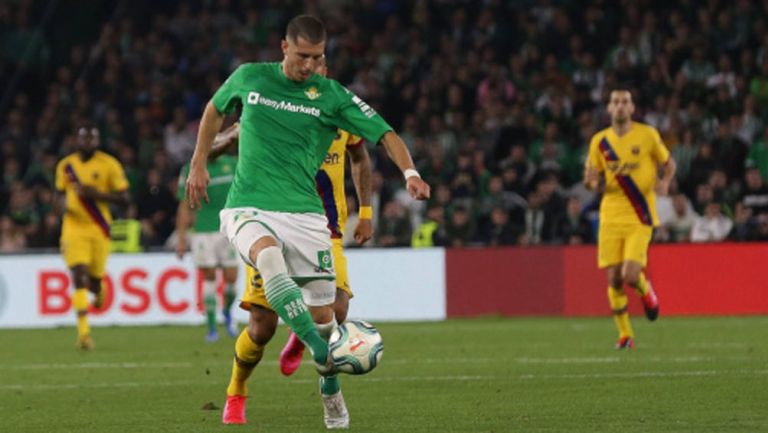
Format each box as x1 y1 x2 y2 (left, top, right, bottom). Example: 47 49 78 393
136 168 177 246
658 193 698 242
445 206 475 248
164 107 197 171
0 216 26 252
376 200 411 247
411 204 448 248
748 129 768 181
727 202 756 242
479 206 522 247
549 196 593 245
691 202 733 242
740 166 768 217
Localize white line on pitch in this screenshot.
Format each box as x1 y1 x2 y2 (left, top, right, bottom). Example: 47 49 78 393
513 355 754 364
0 380 219 391
519 369 768 380
0 362 194 370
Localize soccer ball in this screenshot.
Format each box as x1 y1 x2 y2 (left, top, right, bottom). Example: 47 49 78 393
329 320 384 375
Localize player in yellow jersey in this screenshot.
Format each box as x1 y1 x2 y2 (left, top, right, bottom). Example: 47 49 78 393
208 57 374 426
584 89 676 349
55 122 130 350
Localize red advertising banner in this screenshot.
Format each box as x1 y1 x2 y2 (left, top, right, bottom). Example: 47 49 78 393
446 243 768 317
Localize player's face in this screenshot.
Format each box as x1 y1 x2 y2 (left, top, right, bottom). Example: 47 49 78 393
607 91 635 123
281 36 325 82
76 127 99 156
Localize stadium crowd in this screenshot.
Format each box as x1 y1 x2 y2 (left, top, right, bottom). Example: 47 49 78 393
2 0 768 252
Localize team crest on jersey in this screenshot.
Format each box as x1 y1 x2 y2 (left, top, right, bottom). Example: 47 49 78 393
305 87 322 100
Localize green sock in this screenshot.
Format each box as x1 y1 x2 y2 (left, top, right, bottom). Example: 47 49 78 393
264 274 328 363
320 375 340 395
223 283 236 312
203 293 217 333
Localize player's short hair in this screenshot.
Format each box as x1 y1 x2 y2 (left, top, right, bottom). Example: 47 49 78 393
608 86 634 101
286 15 326 44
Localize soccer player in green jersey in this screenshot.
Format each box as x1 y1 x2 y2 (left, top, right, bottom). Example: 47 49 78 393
185 15 430 430
176 125 241 342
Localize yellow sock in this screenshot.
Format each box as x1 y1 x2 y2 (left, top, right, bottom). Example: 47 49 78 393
73 288 91 337
608 286 634 338
632 272 650 297
226 329 264 397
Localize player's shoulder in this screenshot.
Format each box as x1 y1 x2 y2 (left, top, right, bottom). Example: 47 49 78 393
57 153 76 165
631 121 660 136
94 151 123 168
591 126 612 142
229 62 277 82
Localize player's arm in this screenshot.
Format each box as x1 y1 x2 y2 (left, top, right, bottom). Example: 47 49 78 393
75 187 130 205
347 142 373 245
208 122 240 161
187 101 225 208
583 135 605 192
175 199 192 259
656 156 677 196
651 127 676 196
379 131 430 200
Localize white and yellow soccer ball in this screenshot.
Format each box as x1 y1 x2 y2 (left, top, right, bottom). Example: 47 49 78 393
329 320 384 375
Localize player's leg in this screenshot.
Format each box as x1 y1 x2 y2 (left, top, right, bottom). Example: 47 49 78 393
623 226 659 321
62 236 95 349
599 226 633 349
218 232 241 337
280 238 351 376
223 305 278 424
221 266 239 337
200 267 219 342
607 265 634 349
89 235 111 310
70 264 94 350
191 233 224 341
221 208 333 373
304 285 349 429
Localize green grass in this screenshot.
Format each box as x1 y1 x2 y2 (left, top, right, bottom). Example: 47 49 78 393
0 317 766 433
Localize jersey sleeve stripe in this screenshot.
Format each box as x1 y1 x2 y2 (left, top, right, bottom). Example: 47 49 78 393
64 164 111 237
315 170 342 239
599 138 653 226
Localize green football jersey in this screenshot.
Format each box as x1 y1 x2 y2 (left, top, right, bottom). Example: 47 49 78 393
178 155 237 232
212 62 392 213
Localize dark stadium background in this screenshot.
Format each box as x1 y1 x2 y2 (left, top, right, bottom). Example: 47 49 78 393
2 0 768 252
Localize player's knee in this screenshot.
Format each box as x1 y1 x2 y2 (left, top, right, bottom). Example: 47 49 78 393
247 306 277 345
622 269 640 286
200 267 216 281
71 266 89 288
223 267 238 284
254 245 287 282
309 304 334 324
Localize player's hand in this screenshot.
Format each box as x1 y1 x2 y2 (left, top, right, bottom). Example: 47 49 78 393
185 162 210 209
584 165 600 190
175 236 187 259
656 178 670 196
354 218 373 245
406 176 430 200
74 184 100 200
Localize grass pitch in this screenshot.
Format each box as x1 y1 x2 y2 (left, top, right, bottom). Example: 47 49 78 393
0 316 766 432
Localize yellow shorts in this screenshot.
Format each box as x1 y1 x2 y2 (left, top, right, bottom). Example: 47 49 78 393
597 224 653 269
60 234 111 278
240 238 352 311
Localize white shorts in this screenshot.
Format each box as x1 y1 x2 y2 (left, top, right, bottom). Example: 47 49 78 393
220 207 336 306
190 232 240 268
